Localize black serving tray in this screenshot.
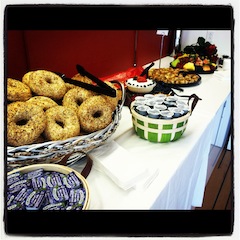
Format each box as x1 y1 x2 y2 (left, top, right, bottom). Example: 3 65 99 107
153 74 201 88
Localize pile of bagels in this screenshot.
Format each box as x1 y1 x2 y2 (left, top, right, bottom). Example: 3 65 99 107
7 70 122 147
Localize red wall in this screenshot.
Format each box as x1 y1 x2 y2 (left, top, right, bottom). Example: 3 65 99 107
136 30 172 66
23 30 136 78
6 31 28 80
6 30 173 79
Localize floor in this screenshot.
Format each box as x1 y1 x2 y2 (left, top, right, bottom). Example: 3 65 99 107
195 145 233 210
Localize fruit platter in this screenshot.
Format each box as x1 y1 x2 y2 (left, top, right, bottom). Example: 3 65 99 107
170 37 218 73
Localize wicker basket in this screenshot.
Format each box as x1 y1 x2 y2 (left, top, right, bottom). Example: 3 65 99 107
130 94 200 143
7 163 90 210
7 81 126 170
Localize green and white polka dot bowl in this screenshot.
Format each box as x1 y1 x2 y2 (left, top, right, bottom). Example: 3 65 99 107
130 103 191 143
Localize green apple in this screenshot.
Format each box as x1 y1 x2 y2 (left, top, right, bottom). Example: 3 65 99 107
171 59 180 68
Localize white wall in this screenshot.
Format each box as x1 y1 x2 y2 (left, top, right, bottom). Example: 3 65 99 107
181 30 232 151
180 30 231 57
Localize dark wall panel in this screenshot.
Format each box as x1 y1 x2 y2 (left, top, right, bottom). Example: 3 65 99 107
6 31 28 80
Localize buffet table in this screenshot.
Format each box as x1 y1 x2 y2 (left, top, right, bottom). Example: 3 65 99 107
71 56 231 210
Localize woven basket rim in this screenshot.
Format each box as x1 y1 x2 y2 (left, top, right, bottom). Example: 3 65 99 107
8 163 90 210
7 122 114 152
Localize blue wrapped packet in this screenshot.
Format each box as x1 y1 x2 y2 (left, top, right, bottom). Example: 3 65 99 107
7 193 16 207
7 188 29 208
63 172 82 189
25 189 46 210
42 202 66 210
7 172 23 186
68 188 86 206
66 204 84 210
32 176 47 190
46 172 63 188
24 168 44 180
8 179 31 194
44 189 57 205
52 185 69 202
14 187 31 203
7 202 25 210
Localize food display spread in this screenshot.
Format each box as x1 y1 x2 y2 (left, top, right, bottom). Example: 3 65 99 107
7 70 122 147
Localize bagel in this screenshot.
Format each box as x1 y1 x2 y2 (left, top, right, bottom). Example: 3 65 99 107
72 73 93 85
29 70 67 100
65 83 76 92
62 87 96 113
27 96 58 111
44 106 80 141
7 101 46 146
102 81 122 111
22 71 34 86
7 78 32 102
33 134 46 144
65 74 94 91
78 96 113 133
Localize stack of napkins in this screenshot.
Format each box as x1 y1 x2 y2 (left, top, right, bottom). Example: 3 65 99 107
88 140 159 190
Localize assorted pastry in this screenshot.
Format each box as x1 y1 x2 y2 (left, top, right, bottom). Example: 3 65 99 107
148 67 200 85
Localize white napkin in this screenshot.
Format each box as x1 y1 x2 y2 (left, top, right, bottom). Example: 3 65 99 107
89 140 156 190
133 167 159 190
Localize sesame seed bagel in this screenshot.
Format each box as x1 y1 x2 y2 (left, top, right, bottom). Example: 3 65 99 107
78 95 113 133
7 78 32 102
44 106 80 141
29 70 67 100
27 96 58 111
102 81 122 111
7 101 46 146
62 87 96 113
22 71 34 86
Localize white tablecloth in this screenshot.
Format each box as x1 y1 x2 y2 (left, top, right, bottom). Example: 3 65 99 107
72 57 231 210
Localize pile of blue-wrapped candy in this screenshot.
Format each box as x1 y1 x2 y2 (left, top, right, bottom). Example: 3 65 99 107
133 94 190 119
7 168 86 210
